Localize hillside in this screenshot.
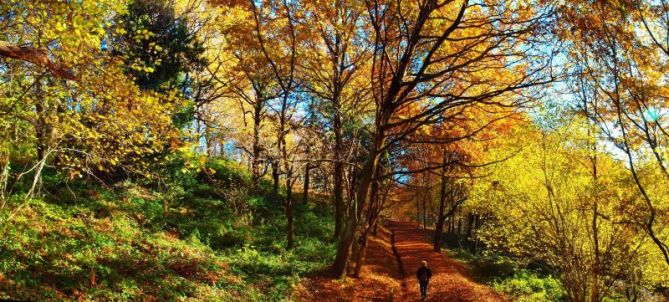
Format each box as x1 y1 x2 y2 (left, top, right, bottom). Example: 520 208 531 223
0 159 335 301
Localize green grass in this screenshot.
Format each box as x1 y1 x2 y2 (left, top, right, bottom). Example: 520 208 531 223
491 270 565 302
445 249 566 302
0 159 335 301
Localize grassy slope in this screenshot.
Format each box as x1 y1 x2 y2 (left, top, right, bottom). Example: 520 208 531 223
0 159 335 301
443 249 564 302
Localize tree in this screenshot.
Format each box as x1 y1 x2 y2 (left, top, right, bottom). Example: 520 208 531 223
330 0 553 277
0 0 182 202
112 0 206 93
212 0 302 248
212 2 278 190
474 119 667 301
432 149 468 252
300 0 374 241
556 0 669 266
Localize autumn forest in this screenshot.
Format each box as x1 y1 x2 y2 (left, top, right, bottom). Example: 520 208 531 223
1 0 668 301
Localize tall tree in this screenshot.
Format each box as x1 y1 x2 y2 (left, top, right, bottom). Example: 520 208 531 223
470 119 660 301
301 0 373 240
557 0 669 265
213 0 301 248
330 0 553 277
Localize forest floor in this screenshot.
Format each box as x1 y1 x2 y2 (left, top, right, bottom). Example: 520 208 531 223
294 225 402 301
296 221 507 302
389 221 508 302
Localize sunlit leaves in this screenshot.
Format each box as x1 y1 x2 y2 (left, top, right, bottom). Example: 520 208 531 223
0 0 184 180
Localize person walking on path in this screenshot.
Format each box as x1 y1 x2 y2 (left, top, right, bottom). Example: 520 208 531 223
416 260 432 300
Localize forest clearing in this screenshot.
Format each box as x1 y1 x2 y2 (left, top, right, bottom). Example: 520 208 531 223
1 0 669 301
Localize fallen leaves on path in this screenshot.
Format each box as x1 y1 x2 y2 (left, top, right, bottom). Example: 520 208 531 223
388 221 508 302
295 226 401 301
296 221 508 302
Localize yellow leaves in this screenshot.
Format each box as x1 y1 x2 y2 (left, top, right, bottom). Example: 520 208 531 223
4 22 184 175
56 22 67 32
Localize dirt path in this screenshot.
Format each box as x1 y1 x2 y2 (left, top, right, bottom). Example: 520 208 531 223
387 221 507 302
296 221 506 301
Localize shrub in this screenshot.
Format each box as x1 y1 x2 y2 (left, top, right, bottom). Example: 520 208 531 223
492 270 566 302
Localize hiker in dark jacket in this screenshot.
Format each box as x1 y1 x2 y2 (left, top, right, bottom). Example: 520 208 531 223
416 260 432 299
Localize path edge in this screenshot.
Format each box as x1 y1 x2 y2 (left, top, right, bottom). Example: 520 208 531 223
390 227 406 292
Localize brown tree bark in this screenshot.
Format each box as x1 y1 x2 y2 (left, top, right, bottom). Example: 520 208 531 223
330 53 347 241
433 159 448 252
302 164 310 205
353 166 381 277
251 99 263 190
272 159 280 194
330 136 383 278
333 112 345 239
0 42 77 81
285 173 295 249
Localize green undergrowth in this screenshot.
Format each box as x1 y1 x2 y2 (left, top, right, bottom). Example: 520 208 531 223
0 158 335 301
445 249 566 302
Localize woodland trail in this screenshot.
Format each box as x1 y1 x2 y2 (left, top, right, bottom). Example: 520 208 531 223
387 221 508 302
296 221 507 301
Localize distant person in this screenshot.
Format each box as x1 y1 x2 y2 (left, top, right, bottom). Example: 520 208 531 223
416 260 432 300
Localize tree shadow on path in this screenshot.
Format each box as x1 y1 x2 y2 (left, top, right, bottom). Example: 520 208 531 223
387 221 509 302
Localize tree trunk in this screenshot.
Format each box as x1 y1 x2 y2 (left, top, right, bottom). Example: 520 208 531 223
330 136 383 278
285 177 294 249
353 171 381 276
302 164 310 205
272 159 280 194
434 171 447 251
278 104 293 249
457 218 462 237
467 214 474 238
35 79 48 162
590 151 600 302
372 219 378 236
434 153 448 251
331 217 355 277
251 100 263 190
333 119 345 240
333 163 344 240
448 215 454 235
353 216 378 277
416 197 420 223
330 41 346 240
422 193 427 230
473 215 481 254
434 219 445 252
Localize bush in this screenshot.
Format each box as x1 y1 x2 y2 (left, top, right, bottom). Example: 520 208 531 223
492 270 566 302
297 211 331 238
